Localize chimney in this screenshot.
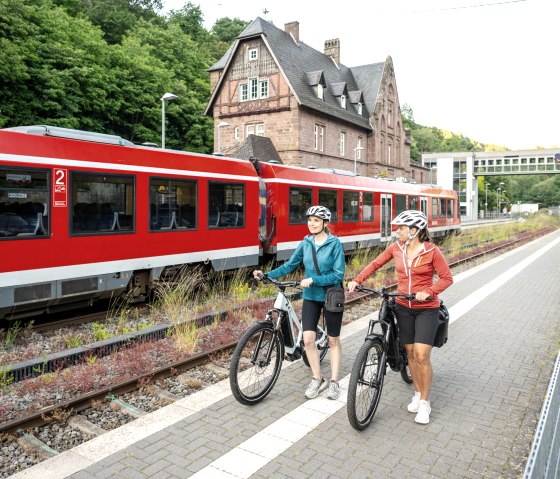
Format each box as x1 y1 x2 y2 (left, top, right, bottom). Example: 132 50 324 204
324 38 340 65
284 21 299 43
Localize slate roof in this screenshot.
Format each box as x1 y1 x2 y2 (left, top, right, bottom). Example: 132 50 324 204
207 17 388 132
229 134 283 163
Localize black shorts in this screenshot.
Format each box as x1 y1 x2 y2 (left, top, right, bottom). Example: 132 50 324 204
301 299 343 337
394 303 439 346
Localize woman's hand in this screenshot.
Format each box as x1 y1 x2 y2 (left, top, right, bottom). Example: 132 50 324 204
415 291 430 302
253 270 264 279
300 277 313 288
347 280 359 293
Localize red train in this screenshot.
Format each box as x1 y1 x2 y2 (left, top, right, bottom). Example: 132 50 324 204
0 126 460 320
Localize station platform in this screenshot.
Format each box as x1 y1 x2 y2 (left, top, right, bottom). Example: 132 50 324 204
12 230 560 479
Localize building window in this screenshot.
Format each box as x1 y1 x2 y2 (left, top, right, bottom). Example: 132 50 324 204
387 144 392 165
340 131 346 156
247 123 265 137
234 127 240 140
260 79 269 98
314 124 324 151
249 78 258 100
357 102 363 115
239 84 248 102
388 100 393 127
249 48 258 61
356 138 363 160
340 94 346 109
317 84 324 100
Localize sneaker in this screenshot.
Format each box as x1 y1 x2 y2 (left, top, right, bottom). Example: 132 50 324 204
326 380 340 400
407 391 421 413
415 400 431 424
305 377 326 399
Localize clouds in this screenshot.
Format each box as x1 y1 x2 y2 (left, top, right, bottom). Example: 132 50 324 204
163 0 558 149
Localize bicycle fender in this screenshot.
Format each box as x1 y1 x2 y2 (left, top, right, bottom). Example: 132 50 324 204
365 333 383 342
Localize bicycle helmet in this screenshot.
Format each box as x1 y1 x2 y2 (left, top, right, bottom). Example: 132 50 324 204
305 205 331 222
391 210 428 230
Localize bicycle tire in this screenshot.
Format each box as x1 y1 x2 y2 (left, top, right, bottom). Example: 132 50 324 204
347 338 385 430
400 349 414 384
302 316 329 367
229 322 283 405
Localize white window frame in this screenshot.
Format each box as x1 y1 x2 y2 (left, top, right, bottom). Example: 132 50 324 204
341 94 346 109
356 138 362 160
387 144 392 165
234 126 240 140
249 48 258 61
340 131 346 156
247 123 265 137
314 124 324 151
260 79 269 99
249 78 258 100
239 84 248 102
357 102 363 115
317 84 324 100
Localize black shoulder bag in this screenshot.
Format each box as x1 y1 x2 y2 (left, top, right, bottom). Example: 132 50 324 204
310 245 345 313
433 300 450 347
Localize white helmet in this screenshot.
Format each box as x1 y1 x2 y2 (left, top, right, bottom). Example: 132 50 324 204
306 205 331 221
391 210 428 230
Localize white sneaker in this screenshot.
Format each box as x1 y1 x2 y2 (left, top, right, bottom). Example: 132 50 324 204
415 400 431 424
407 391 421 413
305 377 326 399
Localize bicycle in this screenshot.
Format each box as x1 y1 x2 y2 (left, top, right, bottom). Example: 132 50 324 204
229 275 329 405
346 285 416 430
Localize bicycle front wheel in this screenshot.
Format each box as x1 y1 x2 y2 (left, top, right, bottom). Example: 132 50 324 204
347 338 385 430
229 322 283 405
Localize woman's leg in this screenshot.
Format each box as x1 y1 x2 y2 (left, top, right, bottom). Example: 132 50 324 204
411 343 433 400
328 336 341 381
303 330 321 379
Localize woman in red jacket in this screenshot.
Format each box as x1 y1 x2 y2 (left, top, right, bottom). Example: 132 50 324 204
347 210 453 425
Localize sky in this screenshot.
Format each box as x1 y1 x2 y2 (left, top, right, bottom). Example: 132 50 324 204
162 0 558 150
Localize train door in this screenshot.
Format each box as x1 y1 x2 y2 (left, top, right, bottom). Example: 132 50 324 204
380 194 392 242
420 197 428 218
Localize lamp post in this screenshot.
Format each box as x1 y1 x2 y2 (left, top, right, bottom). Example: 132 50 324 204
160 93 178 149
485 182 488 218
216 121 229 155
498 182 505 216
353 146 364 175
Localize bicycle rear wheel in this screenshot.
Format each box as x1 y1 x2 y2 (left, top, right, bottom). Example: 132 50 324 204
347 338 385 430
302 315 329 367
229 322 283 405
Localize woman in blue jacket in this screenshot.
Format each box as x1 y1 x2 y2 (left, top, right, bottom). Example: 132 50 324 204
253 206 345 400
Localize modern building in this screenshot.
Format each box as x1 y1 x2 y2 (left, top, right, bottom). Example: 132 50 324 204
205 18 427 181
422 149 560 221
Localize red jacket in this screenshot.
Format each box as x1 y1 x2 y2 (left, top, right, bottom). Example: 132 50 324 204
354 241 453 309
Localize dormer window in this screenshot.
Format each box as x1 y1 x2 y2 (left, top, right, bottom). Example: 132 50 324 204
341 94 347 109
357 102 363 115
317 84 324 100
249 48 258 61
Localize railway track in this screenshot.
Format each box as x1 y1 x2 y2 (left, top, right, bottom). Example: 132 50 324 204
0 226 555 478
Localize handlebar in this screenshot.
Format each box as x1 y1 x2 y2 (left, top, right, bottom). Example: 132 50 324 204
257 274 300 289
354 285 432 301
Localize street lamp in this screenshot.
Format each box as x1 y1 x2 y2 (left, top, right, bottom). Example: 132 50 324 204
485 182 488 218
498 182 505 216
353 146 364 175
160 93 178 149
216 121 229 155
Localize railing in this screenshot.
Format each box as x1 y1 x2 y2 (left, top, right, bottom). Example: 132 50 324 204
523 352 560 479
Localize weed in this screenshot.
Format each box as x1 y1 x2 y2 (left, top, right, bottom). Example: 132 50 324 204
0 365 14 391
86 356 97 366
64 336 82 349
4 320 21 348
91 322 111 342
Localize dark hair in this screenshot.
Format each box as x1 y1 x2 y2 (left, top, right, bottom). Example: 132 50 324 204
416 227 431 242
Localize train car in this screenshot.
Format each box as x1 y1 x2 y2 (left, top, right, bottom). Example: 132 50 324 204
0 126 261 320
0 125 460 321
255 161 460 260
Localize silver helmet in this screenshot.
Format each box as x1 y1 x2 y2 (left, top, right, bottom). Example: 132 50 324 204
391 210 428 230
306 205 331 221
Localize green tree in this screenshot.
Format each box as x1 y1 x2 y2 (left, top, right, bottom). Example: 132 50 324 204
211 17 249 43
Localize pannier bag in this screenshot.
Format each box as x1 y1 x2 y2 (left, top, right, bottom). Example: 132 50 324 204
433 300 449 348
325 286 345 313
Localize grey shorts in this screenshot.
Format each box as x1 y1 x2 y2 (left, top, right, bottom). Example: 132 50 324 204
394 303 439 346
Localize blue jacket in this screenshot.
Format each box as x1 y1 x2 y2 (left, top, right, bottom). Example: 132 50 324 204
267 234 345 302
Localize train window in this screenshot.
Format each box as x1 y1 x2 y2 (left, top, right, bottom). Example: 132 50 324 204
318 189 338 223
342 190 359 222
395 195 407 215
71 173 134 234
363 192 374 222
208 181 245 228
447 199 454 218
289 187 312 224
432 198 438 218
439 198 447 218
149 178 197 231
409 196 419 211
0 167 49 239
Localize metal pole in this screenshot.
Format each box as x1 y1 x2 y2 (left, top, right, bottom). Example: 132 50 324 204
161 99 166 149
217 125 222 154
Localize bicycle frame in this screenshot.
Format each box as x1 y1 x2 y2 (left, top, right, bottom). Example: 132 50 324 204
268 287 303 357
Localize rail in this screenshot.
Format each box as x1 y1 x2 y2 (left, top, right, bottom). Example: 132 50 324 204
523 352 560 479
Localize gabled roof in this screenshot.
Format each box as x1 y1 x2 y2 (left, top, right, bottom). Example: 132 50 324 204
206 18 389 131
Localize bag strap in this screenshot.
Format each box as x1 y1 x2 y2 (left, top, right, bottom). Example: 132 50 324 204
310 244 322 276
